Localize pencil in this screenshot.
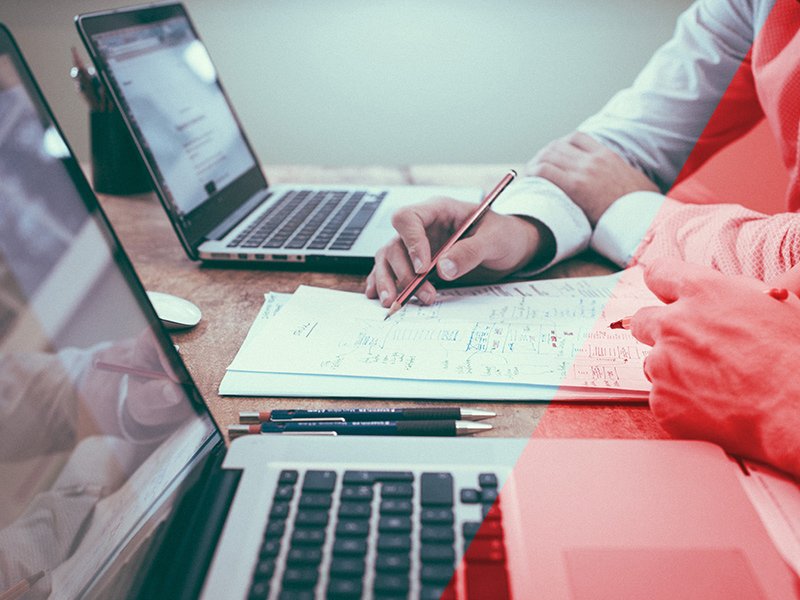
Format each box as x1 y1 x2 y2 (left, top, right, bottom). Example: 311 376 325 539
93 359 173 381
385 169 517 320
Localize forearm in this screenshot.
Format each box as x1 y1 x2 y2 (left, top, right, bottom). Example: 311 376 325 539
632 197 800 281
579 0 763 191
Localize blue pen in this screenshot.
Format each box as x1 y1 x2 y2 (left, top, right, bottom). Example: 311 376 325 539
240 407 496 423
228 420 490 437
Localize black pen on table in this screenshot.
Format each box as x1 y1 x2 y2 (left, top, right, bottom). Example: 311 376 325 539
384 169 518 320
229 420 491 438
239 407 496 423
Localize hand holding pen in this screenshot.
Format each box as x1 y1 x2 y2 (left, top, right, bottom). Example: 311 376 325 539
366 170 550 314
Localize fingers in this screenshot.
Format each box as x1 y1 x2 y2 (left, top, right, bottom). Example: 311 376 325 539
628 305 664 347
641 258 690 304
368 238 437 307
391 199 467 273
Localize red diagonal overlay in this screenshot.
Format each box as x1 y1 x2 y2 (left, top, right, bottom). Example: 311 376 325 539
444 1 800 598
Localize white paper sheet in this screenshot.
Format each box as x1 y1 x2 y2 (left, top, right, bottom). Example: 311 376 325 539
222 270 656 401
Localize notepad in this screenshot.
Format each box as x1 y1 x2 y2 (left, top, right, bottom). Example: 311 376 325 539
220 269 658 401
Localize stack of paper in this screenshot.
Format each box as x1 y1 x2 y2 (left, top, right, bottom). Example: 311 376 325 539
220 269 658 402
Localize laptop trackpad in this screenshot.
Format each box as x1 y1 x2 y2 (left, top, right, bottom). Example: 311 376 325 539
565 547 766 600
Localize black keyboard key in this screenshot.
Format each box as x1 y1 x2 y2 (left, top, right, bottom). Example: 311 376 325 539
275 485 295 501
278 469 298 484
465 563 510 599
336 519 370 537
380 499 413 515
329 557 366 578
291 529 325 546
286 547 323 566
326 578 362 598
421 508 454 525
421 564 456 584
270 502 290 519
282 566 318 589
279 591 314 600
381 483 413 498
482 503 502 520
265 519 286 537
421 526 455 544
421 473 453 506
343 470 413 484
420 544 455 563
479 473 498 487
249 580 271 599
340 485 373 502
420 585 453 600
460 488 481 504
377 534 411 553
481 488 499 504
375 553 411 573
338 502 371 520
252 558 276 580
373 574 409 595
463 521 482 542
260 538 281 558
299 493 333 510
302 470 337 493
465 539 506 563
333 538 368 557
295 510 329 528
378 516 412 533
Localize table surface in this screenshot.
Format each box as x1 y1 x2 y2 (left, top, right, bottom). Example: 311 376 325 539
96 164 668 442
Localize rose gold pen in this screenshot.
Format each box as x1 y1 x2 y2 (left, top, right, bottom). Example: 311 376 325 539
384 169 518 320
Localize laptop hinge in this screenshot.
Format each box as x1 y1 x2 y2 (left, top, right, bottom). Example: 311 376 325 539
206 190 271 242
131 442 242 600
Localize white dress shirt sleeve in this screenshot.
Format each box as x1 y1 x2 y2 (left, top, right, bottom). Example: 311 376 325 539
578 0 766 192
590 192 666 267
491 176 592 276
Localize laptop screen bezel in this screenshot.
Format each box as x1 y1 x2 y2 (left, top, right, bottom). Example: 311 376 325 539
75 2 271 259
0 19 227 596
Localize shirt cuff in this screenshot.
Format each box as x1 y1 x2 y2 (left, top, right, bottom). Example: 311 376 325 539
590 191 666 267
491 176 592 275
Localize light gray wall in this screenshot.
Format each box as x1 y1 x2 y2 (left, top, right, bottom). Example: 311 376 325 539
1 1 689 166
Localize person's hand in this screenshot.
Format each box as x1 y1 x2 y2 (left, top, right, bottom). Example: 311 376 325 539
629 258 800 479
366 197 554 307
526 131 658 226
80 330 190 439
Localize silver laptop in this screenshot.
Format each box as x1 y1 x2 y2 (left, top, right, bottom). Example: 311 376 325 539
75 2 481 270
2 24 797 599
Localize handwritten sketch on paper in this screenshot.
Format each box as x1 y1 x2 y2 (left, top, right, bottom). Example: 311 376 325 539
226 270 657 394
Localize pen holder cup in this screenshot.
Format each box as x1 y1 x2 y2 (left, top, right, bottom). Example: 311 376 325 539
90 109 152 196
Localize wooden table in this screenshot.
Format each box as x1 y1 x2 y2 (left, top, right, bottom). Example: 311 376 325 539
97 165 669 442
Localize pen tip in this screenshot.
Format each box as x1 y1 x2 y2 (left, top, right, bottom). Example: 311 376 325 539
456 421 492 436
384 302 400 321
608 320 623 329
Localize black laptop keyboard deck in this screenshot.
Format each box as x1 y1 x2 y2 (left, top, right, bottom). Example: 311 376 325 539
228 190 387 252
247 469 510 600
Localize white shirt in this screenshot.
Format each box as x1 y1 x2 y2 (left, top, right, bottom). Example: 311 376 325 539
491 0 775 273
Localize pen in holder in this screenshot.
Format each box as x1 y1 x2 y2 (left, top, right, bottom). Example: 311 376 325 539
89 107 152 196
71 46 151 196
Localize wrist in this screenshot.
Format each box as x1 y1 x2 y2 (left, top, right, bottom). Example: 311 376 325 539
512 216 556 273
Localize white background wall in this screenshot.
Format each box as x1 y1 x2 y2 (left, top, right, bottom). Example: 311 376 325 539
1 0 690 166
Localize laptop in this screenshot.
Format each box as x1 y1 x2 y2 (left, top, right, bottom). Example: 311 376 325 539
74 2 482 270
1 24 798 600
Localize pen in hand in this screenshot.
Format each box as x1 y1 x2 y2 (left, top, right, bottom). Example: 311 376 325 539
384 169 518 320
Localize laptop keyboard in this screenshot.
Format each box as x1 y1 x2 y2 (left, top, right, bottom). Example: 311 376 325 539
247 469 510 600
228 190 387 252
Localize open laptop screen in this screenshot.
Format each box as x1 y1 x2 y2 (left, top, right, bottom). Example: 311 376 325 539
78 3 268 255
0 26 217 599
